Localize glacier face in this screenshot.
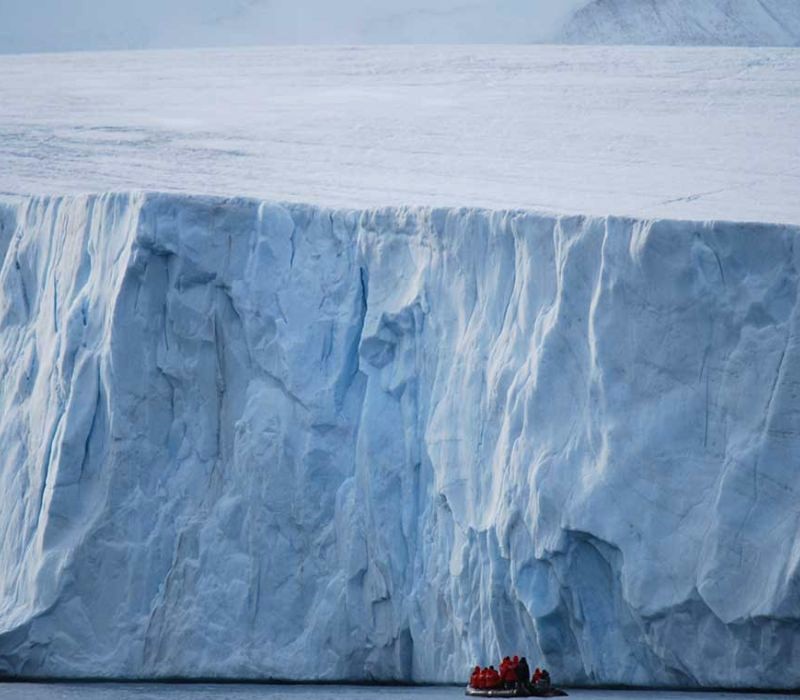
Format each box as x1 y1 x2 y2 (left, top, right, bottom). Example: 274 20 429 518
0 192 799 686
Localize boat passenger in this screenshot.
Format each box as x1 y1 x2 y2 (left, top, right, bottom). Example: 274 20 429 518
487 666 501 688
470 666 481 688
500 656 511 678
533 667 542 684
501 661 517 688
517 657 530 684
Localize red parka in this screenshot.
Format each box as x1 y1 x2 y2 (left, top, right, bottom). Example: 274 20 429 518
470 667 481 688
502 664 517 684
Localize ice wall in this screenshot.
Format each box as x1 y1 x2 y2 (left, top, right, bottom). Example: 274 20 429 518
0 192 799 686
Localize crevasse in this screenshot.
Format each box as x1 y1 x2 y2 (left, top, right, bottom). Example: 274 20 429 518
0 192 798 686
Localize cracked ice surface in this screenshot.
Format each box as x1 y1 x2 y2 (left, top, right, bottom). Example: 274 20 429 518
0 192 799 685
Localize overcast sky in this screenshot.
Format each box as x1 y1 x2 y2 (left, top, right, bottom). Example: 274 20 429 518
0 0 591 53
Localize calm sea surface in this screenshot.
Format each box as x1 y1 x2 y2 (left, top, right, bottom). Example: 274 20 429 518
0 687 795 700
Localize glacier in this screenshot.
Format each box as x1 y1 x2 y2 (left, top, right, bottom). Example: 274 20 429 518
0 191 799 686
3 46 799 225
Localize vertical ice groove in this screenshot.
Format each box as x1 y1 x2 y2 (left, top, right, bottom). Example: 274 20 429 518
0 193 799 686
0 199 18 273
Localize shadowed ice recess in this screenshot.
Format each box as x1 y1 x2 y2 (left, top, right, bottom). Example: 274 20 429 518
0 192 798 686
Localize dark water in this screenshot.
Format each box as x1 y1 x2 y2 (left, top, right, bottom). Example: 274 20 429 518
0 687 793 700
0 685 455 700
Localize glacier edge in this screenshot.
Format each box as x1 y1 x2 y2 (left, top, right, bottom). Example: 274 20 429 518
0 191 798 687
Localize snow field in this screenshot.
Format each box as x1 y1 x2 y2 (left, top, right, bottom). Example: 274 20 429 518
1 46 799 224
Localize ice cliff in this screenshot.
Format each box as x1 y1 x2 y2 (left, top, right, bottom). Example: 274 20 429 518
0 192 799 687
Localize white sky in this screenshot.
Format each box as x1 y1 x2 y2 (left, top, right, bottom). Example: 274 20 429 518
0 0 591 53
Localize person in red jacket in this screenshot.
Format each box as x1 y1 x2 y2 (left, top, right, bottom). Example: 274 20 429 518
532 667 542 684
487 666 501 688
500 656 510 679
479 668 489 689
501 659 518 689
470 666 481 688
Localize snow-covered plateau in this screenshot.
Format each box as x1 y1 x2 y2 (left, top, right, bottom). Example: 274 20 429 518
0 46 799 687
1 46 799 225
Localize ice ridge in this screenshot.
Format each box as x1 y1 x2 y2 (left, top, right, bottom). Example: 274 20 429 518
0 192 799 686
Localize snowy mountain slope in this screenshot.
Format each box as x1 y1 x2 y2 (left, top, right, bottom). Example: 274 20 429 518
0 192 799 685
560 0 800 46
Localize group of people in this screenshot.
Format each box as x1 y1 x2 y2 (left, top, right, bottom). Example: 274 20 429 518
469 655 551 691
